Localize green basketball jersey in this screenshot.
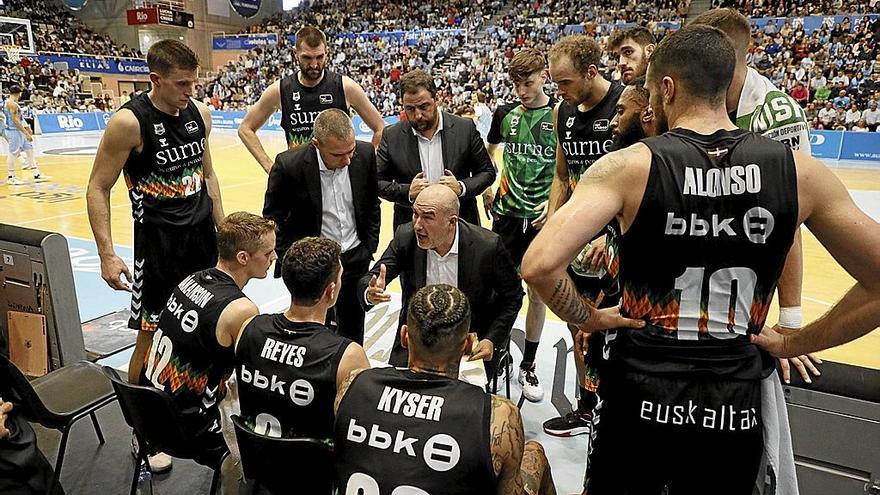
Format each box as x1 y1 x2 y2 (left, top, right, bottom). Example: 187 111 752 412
735 68 812 154
488 99 557 218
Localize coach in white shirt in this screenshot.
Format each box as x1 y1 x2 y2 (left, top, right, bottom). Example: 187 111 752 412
263 109 381 344
359 185 523 376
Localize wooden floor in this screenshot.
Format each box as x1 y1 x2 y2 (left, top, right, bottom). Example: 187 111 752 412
3 129 879 369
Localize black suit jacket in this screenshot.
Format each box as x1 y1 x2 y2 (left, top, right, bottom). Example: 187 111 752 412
376 112 495 227
263 141 381 257
357 220 523 347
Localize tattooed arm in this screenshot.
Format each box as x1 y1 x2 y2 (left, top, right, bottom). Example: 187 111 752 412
522 145 650 333
334 368 367 415
491 395 556 495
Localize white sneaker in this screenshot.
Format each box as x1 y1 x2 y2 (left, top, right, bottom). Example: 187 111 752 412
5 176 25 185
518 364 544 402
131 434 173 473
32 174 50 183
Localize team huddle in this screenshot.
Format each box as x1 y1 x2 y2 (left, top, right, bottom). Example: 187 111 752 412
81 9 880 495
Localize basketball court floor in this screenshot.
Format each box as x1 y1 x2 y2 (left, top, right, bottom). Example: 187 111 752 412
3 128 880 493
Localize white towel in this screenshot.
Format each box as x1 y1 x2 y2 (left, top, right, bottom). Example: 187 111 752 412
760 372 799 495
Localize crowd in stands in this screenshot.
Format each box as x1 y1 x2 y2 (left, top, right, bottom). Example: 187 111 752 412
206 0 688 115
241 0 509 36
715 0 879 18
202 31 468 112
2 0 142 57
745 14 880 130
0 56 121 115
5 0 879 133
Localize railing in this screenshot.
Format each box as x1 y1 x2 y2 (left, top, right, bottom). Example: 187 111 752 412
38 51 145 62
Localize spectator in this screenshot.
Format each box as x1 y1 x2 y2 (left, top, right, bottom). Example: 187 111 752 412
845 102 863 127
833 89 852 108
809 71 827 93
819 101 837 127
815 82 834 102
852 118 870 131
790 81 809 105
805 102 818 121
863 101 880 131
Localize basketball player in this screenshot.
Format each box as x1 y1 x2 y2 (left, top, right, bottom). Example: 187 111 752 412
690 8 818 385
610 78 656 149
543 34 624 437
239 26 386 173
606 26 656 85
335 284 556 495
235 237 370 439
88 39 223 379
4 85 48 185
578 79 656 289
87 39 223 473
482 48 557 403
139 212 275 468
522 25 880 493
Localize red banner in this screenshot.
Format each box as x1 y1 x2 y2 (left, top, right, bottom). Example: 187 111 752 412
126 7 159 25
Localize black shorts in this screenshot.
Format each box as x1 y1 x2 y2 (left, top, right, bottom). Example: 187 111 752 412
129 219 218 331
179 406 229 468
584 369 763 495
491 214 540 268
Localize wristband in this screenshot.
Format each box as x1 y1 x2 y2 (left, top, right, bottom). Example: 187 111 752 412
778 306 802 329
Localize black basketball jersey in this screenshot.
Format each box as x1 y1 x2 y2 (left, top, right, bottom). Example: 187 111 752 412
279 70 348 148
614 128 798 379
235 315 350 438
335 368 496 495
121 92 212 226
141 268 245 435
556 80 624 186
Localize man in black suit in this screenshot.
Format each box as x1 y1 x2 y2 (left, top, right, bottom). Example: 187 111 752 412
264 109 380 344
358 185 523 376
377 69 496 229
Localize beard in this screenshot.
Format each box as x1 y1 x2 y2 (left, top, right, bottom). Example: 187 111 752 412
299 64 324 82
653 102 670 135
611 118 647 150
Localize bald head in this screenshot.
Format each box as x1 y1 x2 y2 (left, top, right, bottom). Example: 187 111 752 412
412 185 459 254
415 184 460 217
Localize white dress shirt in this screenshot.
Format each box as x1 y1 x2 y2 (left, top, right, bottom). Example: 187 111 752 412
413 112 445 184
426 224 459 287
364 224 460 306
412 112 466 196
317 150 360 253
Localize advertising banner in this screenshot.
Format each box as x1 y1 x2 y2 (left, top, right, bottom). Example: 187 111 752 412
37 113 100 133
212 33 278 50
37 54 149 75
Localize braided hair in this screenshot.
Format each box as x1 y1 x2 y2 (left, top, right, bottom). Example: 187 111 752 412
406 284 471 350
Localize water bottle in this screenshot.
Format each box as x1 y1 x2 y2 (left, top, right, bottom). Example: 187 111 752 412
570 242 606 278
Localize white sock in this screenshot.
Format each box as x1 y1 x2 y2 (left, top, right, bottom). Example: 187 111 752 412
24 149 38 175
7 153 16 177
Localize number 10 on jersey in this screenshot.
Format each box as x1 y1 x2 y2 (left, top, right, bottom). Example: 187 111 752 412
673 266 759 340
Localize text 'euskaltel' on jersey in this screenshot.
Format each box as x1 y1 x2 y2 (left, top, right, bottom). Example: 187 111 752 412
665 163 774 243
639 399 759 432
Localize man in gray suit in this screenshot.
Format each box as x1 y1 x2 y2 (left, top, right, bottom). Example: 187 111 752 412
377 69 496 229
